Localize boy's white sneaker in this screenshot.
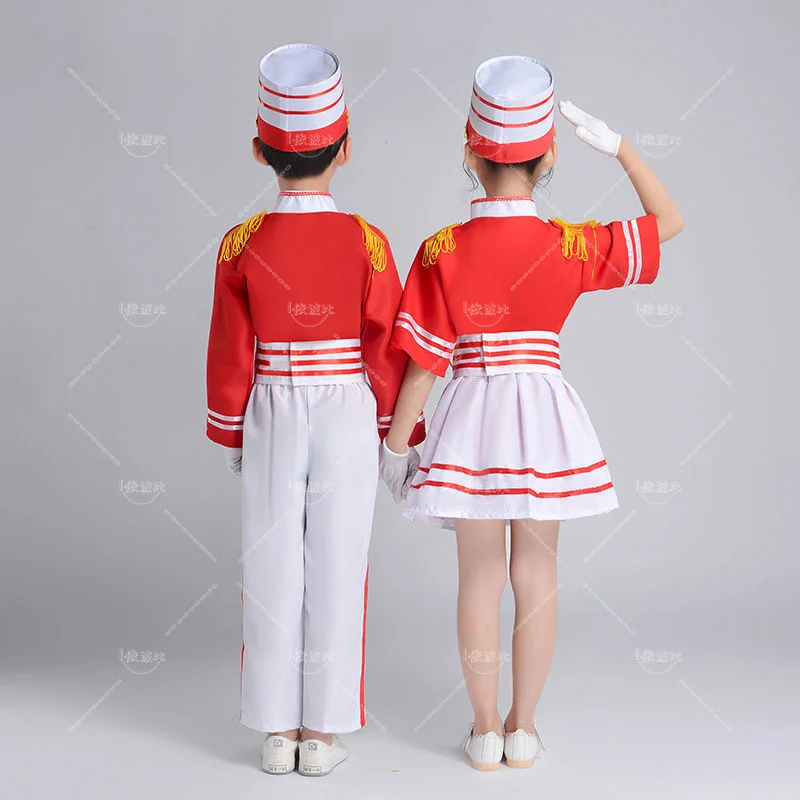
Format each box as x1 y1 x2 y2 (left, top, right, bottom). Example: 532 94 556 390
261 734 299 775
503 727 544 769
463 727 504 771
298 735 348 777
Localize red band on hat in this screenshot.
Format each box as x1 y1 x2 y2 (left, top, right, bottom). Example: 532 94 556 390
259 88 344 116
472 86 554 113
258 73 343 100
466 119 554 163
470 102 553 129
257 113 348 152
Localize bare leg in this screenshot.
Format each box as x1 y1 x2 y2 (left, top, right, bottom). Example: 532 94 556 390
454 518 508 736
505 519 559 733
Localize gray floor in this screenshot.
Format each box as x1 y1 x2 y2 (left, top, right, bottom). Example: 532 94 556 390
4 626 797 799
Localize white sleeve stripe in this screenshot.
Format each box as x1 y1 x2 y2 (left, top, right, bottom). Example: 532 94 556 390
208 418 244 431
396 312 455 351
631 218 643 284
622 220 635 286
207 410 245 422
394 319 454 360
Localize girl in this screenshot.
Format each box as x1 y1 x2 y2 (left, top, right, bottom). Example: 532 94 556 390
379 56 683 771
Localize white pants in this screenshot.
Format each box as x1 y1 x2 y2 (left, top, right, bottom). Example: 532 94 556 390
240 376 378 733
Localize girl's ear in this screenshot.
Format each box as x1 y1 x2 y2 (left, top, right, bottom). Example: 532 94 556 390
464 143 481 172
252 137 268 166
541 140 558 171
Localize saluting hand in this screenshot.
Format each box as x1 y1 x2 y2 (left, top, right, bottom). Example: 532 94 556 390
558 100 622 157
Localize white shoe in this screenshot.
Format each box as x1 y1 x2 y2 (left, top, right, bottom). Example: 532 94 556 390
503 727 544 769
463 727 504 771
262 735 299 775
298 735 348 777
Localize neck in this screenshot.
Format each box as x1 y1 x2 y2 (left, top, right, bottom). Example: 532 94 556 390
277 173 333 195
480 171 536 200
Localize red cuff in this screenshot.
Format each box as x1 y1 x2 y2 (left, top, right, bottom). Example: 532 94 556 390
408 419 426 447
206 410 245 447
390 324 452 378
633 214 661 286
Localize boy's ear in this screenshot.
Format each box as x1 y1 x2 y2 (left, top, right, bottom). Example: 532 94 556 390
336 136 352 166
252 137 269 166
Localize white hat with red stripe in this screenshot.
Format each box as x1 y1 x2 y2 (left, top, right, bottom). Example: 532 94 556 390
257 43 348 153
466 55 555 164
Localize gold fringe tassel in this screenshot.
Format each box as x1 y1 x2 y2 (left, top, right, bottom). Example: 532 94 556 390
422 224 459 268
218 212 267 263
352 214 387 272
551 218 600 262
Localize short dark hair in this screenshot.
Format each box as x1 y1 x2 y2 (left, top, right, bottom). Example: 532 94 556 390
259 130 348 179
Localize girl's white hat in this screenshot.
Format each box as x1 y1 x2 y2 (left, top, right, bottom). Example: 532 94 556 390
466 55 555 164
257 43 348 153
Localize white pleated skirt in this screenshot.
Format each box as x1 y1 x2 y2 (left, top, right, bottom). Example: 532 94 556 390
404 369 619 529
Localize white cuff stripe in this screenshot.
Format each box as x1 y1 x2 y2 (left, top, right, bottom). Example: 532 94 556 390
396 312 455 350
208 418 244 431
622 220 635 286
394 320 453 360
207 410 245 422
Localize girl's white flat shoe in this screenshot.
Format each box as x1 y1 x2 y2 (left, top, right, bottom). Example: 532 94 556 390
463 727 504 771
261 734 299 775
503 727 544 769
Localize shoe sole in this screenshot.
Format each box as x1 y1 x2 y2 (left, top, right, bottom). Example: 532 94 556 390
468 759 501 772
298 756 347 777
505 758 534 769
262 762 295 775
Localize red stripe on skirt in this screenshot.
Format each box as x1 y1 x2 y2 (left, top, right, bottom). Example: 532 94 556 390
410 479 614 499
417 459 607 480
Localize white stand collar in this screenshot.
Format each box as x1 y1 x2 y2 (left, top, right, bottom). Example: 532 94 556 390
470 196 539 219
272 191 339 214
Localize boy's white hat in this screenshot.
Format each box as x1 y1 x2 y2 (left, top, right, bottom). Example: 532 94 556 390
466 55 555 163
257 43 348 153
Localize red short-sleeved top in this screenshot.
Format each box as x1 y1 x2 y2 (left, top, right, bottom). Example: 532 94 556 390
392 196 660 376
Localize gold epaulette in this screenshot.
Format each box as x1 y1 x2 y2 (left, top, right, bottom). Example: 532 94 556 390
218 211 267 263
422 223 460 268
550 217 600 262
352 214 387 272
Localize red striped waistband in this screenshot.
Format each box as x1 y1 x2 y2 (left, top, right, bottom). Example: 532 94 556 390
254 338 366 385
451 331 561 376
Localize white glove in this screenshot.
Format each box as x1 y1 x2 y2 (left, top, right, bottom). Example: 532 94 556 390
379 440 421 503
558 100 622 157
224 447 242 476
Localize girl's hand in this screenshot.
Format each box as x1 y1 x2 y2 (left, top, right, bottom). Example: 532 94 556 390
379 440 421 503
225 447 243 476
558 100 622 157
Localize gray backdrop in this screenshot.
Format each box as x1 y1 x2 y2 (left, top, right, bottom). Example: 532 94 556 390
2 0 798 797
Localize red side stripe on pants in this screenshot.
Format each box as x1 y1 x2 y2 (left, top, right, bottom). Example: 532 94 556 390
359 566 369 727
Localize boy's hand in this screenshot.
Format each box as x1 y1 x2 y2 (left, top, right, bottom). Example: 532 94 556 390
379 440 420 503
225 447 243 476
558 100 622 157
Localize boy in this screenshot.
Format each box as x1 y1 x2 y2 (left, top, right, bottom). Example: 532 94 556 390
205 43 424 777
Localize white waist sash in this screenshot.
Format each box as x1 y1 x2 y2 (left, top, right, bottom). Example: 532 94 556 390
254 338 366 386
451 330 561 377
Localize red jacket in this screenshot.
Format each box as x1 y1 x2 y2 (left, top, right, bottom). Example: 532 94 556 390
206 191 424 448
391 197 661 375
